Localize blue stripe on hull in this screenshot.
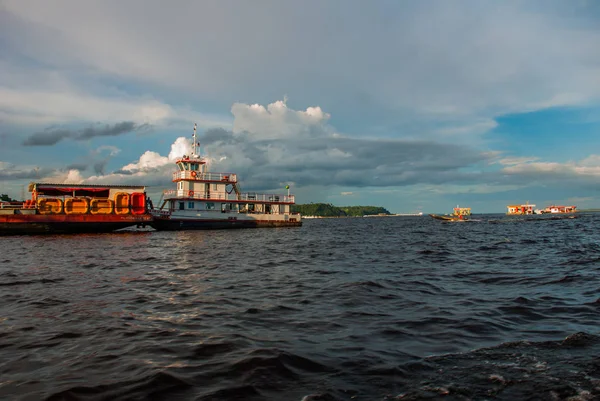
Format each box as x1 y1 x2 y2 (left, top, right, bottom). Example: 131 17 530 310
150 218 301 231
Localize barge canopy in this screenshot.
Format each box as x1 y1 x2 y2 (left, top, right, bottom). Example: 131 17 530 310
29 183 147 198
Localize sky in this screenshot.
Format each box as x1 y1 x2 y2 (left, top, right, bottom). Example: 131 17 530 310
1 0 599 213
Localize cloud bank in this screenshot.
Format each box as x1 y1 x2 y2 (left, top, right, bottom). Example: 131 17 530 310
1 99 599 212
23 121 149 146
1 1 599 138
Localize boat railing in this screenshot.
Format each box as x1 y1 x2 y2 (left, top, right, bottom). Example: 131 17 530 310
162 190 295 203
0 201 34 209
236 193 295 203
172 171 237 182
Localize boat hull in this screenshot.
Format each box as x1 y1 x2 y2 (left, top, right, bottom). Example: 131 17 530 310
428 214 472 222
150 217 302 231
429 214 459 221
0 213 152 235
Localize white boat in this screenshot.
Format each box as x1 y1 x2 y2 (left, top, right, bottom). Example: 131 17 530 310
393 212 423 216
149 124 302 230
540 205 577 214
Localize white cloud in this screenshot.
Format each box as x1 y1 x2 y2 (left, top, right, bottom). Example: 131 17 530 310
0 85 232 131
4 0 599 136
121 137 192 172
121 151 169 172
501 156 600 179
0 87 173 125
340 192 354 196
96 145 121 157
40 169 85 184
231 100 331 139
167 137 193 161
579 155 600 167
497 157 540 166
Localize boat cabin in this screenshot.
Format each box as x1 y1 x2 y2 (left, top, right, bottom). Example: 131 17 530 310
543 205 576 214
453 207 471 216
507 204 536 215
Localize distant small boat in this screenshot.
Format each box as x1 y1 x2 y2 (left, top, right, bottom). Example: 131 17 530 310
428 214 473 222
540 205 577 214
507 203 576 215
429 205 472 222
507 202 536 215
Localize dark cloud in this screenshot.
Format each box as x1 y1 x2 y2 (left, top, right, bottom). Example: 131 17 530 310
0 166 55 181
93 160 108 175
65 163 88 171
23 128 72 146
202 127 235 144
23 122 149 146
111 169 135 176
203 128 495 192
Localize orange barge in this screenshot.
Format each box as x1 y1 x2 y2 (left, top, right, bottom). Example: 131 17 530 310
0 183 152 235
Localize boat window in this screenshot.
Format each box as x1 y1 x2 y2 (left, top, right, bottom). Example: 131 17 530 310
192 164 199 171
213 183 218 191
188 202 194 209
179 202 184 210
206 202 215 210
248 204 255 212
178 182 183 190
178 163 184 171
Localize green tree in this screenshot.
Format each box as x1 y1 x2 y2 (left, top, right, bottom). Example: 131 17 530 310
292 203 390 217
0 194 15 202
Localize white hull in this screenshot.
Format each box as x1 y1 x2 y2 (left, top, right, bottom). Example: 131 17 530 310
150 209 302 230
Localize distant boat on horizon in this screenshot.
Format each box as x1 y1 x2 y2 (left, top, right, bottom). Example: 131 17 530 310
363 212 423 217
429 205 471 222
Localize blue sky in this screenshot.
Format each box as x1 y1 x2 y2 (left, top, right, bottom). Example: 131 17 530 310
0 0 599 213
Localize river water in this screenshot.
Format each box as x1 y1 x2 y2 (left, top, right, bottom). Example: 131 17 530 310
1 214 600 400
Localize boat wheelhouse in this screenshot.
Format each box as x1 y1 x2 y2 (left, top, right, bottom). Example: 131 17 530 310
149 124 301 230
453 207 471 216
507 203 536 215
0 183 152 235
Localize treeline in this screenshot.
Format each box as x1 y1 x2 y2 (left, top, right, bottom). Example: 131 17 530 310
0 194 16 202
292 203 390 217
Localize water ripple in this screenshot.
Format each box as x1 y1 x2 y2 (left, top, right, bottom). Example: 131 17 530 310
1 213 600 400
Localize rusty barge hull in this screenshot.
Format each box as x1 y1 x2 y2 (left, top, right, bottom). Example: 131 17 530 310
0 214 152 235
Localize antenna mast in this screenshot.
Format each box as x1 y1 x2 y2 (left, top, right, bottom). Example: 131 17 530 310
192 123 198 157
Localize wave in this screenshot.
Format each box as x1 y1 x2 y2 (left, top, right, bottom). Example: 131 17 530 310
44 371 192 401
392 332 600 401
